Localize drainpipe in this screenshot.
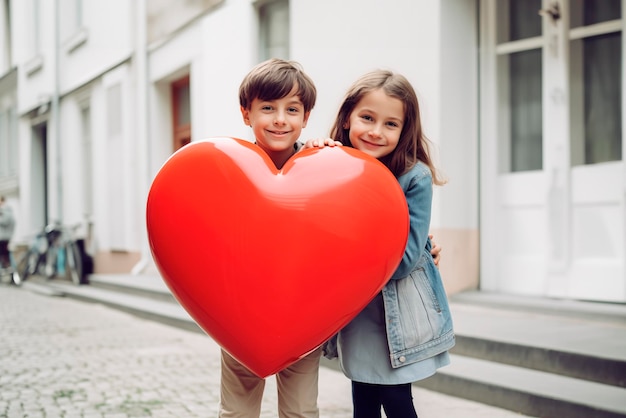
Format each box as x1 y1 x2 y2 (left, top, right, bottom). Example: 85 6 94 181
52 0 62 221
131 0 151 275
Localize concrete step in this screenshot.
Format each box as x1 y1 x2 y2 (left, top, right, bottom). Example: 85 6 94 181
416 355 626 418
448 292 626 388
412 291 626 418
22 275 201 333
88 273 177 303
21 274 626 418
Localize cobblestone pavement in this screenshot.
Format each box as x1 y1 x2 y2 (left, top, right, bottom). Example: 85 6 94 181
0 285 533 417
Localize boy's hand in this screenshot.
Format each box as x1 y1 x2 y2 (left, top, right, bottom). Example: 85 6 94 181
303 138 343 149
429 234 441 266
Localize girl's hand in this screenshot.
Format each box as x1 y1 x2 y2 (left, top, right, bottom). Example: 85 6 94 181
429 234 441 266
303 138 343 149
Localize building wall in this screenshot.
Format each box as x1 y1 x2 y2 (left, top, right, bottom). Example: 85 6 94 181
3 0 481 293
292 0 479 293
58 0 134 94
436 0 480 293
9 0 142 270
147 0 480 292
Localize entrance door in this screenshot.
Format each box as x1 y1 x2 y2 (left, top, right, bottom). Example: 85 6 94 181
568 1 623 301
31 123 48 231
171 75 191 151
480 0 625 302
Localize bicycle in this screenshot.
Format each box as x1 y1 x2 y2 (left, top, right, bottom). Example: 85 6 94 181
48 223 88 285
16 223 89 285
14 228 49 284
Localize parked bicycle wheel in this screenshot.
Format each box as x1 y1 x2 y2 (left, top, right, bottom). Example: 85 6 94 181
44 245 58 280
65 241 86 285
11 270 22 286
16 247 43 282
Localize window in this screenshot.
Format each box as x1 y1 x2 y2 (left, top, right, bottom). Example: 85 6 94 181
81 106 93 217
0 110 7 176
496 0 543 172
106 84 122 137
259 0 289 61
8 107 16 175
74 0 83 29
0 107 17 176
172 76 191 151
2 0 12 69
32 0 41 54
60 0 83 37
570 0 622 165
504 0 542 42
509 49 543 172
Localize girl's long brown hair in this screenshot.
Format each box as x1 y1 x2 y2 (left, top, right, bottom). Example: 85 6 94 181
329 70 445 185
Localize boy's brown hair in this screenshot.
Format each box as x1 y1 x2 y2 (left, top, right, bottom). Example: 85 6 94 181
239 58 317 112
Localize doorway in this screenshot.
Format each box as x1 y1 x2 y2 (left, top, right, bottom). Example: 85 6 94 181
479 0 625 302
30 122 48 231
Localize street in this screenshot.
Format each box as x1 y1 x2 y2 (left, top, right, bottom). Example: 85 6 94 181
0 285 533 417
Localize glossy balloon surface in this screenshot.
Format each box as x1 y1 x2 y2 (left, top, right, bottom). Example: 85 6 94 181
146 137 409 377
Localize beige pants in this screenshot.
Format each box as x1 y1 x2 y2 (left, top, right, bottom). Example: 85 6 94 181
218 347 321 418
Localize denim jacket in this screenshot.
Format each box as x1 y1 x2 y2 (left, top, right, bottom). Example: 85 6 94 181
324 162 455 368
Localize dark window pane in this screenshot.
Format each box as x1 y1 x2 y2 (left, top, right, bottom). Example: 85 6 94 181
584 33 621 164
509 0 542 41
571 0 621 27
510 49 543 172
176 83 190 126
259 0 289 61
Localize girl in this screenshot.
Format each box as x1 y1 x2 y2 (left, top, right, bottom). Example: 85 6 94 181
323 70 455 418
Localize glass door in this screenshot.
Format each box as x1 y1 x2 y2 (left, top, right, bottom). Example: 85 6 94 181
479 0 625 301
568 0 623 301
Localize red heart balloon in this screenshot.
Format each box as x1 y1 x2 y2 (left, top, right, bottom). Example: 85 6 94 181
146 137 408 377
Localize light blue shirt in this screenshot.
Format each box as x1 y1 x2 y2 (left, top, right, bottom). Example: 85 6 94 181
338 293 450 384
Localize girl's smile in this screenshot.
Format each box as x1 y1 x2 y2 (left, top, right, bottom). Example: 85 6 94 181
358 138 385 149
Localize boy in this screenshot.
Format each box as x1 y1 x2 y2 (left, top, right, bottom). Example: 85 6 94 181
219 58 324 418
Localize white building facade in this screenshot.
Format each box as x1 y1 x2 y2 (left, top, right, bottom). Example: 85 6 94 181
0 0 623 303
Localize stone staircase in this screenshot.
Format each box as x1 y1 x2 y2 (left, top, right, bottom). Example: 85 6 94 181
20 274 626 418
416 292 626 418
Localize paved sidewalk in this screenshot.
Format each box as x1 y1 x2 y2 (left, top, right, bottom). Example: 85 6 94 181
0 285 533 417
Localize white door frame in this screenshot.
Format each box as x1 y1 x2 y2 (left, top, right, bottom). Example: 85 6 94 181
479 0 626 302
